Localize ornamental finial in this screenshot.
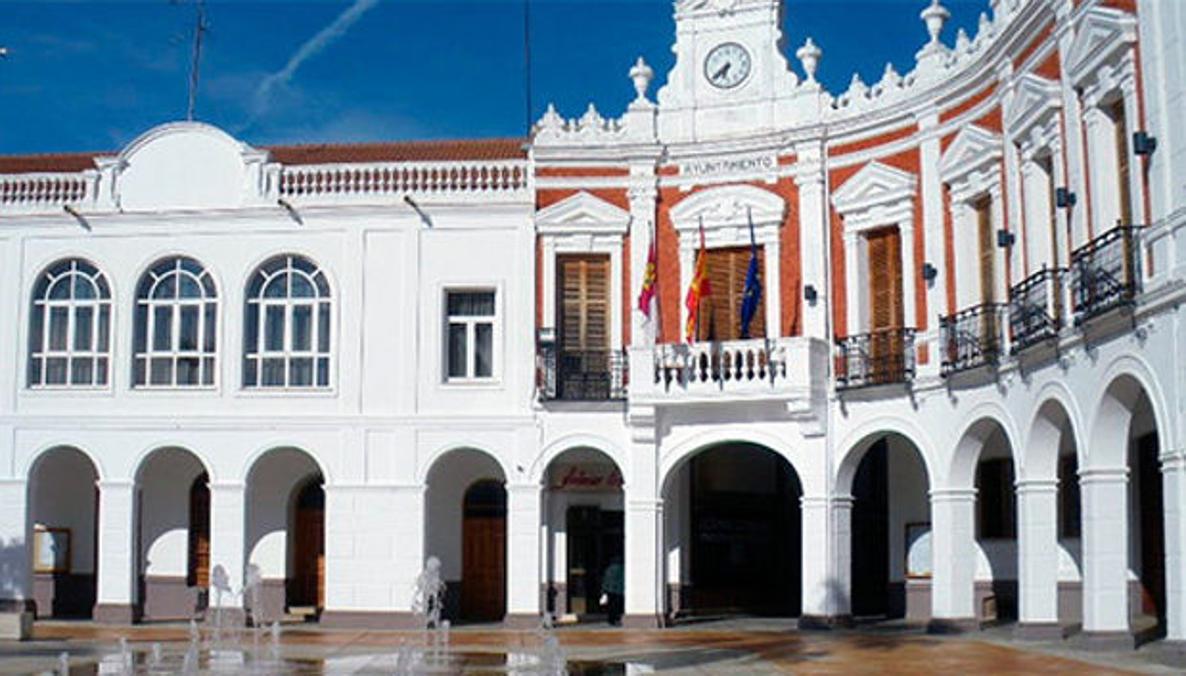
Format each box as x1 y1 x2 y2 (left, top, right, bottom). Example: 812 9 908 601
629 56 654 103
920 0 950 46
796 38 822 84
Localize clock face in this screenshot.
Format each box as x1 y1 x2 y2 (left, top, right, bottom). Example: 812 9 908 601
704 42 751 90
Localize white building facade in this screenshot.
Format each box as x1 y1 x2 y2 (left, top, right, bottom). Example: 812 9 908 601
1 0 1185 650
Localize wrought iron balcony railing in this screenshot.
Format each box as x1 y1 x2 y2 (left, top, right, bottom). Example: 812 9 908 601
939 303 1005 376
537 346 627 401
1070 225 1141 325
835 327 916 390
1009 266 1064 353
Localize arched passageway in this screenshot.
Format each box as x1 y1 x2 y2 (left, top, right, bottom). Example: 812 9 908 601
540 447 624 623
664 442 802 620
963 419 1019 624
425 448 507 624
841 433 930 622
27 447 99 619
244 447 324 624
1085 374 1167 638
134 447 208 622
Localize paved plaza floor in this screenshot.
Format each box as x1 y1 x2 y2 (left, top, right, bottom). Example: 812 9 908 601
0 618 1182 674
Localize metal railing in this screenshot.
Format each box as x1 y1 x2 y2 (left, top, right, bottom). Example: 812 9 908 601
939 303 1005 376
834 327 916 390
1009 266 1064 353
1070 225 1141 325
537 346 627 401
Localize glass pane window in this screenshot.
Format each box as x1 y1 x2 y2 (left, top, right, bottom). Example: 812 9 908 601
133 256 218 388
444 290 497 381
28 258 112 387
243 254 332 389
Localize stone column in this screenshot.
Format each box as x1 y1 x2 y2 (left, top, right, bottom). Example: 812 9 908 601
0 478 29 611
624 404 662 627
1015 479 1062 638
505 483 542 626
929 488 978 632
94 480 138 623
1080 467 1131 638
799 495 839 626
830 495 854 621
1160 452 1186 644
208 482 246 624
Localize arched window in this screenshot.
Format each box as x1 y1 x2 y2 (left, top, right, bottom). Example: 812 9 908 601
133 256 218 387
244 254 331 388
28 258 112 387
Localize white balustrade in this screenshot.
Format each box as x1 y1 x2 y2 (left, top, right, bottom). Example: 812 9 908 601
631 336 827 407
277 160 529 203
0 172 92 211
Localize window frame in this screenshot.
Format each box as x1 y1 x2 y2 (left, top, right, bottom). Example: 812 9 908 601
132 256 219 390
443 287 500 384
27 258 113 390
242 254 334 391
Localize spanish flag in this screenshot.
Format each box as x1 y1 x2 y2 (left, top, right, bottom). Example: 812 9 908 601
684 222 711 342
637 236 657 320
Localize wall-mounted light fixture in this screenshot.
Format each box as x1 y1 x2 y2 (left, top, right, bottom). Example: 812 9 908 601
921 262 938 283
804 284 818 305
996 229 1015 248
1055 187 1077 208
1133 131 1158 156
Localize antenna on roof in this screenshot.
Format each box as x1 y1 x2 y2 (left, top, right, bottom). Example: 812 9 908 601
185 0 208 121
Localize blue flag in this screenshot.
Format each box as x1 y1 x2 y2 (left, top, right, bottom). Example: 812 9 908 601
739 213 762 339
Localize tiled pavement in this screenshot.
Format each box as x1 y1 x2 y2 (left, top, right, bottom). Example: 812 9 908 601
0 619 1181 674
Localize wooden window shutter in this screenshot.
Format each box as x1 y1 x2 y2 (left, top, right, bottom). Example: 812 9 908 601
558 255 610 352
699 246 765 341
866 228 903 331
1112 100 1132 227
187 472 210 588
976 198 995 304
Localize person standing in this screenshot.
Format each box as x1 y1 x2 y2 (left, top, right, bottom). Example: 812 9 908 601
600 556 625 626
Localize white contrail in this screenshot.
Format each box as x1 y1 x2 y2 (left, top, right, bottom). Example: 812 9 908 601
251 0 380 118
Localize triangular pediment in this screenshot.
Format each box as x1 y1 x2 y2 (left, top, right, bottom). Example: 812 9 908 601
831 161 918 215
1004 74 1062 137
1065 7 1137 85
535 191 630 234
940 125 1003 182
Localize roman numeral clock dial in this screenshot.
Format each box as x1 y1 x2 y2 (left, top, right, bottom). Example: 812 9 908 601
704 42 751 90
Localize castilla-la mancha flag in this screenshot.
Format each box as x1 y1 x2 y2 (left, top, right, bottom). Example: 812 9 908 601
684 222 711 342
637 237 657 320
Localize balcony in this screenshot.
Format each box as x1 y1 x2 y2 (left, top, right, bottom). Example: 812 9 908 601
939 304 1005 376
629 337 828 409
1070 225 1141 325
1009 267 1064 353
537 347 627 402
835 328 916 390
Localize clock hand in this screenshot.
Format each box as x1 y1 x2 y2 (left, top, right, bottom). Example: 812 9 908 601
712 62 731 82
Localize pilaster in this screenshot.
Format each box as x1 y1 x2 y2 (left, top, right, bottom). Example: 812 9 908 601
792 140 829 340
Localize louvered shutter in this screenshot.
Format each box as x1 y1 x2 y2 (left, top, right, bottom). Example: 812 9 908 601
699 246 765 341
558 255 610 352
1113 100 1132 227
977 199 995 304
866 228 903 331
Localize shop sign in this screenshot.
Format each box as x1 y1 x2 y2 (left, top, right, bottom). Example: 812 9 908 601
551 463 623 491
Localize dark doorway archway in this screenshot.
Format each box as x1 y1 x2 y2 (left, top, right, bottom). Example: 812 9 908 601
290 477 325 611
461 479 506 622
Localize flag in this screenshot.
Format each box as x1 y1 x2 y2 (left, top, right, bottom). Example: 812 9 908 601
684 221 711 342
637 235 657 320
739 209 762 339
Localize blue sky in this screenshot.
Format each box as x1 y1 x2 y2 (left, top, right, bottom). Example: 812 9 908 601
0 0 986 155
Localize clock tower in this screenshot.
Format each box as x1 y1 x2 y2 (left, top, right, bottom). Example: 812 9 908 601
656 0 813 143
